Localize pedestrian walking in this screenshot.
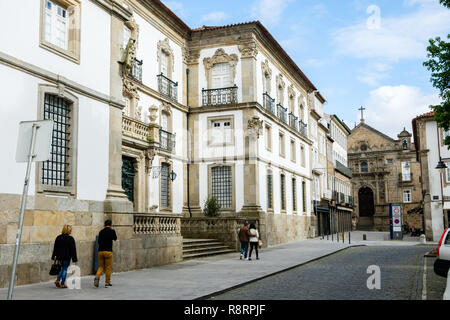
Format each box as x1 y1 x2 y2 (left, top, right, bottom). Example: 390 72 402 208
238 221 251 260
94 220 117 288
51 225 78 289
248 223 260 261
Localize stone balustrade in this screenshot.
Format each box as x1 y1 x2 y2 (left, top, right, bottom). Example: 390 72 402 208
134 213 181 235
122 115 150 141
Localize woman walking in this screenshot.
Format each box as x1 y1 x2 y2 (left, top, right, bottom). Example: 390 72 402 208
248 223 260 261
51 225 78 288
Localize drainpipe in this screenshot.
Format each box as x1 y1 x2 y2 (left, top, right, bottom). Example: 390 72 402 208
186 67 192 218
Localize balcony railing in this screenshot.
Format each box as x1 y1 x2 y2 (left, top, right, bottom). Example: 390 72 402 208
289 113 298 131
122 115 149 141
399 173 412 182
157 73 178 101
277 104 287 124
129 58 143 82
299 120 308 138
263 93 275 115
202 85 238 106
159 128 176 153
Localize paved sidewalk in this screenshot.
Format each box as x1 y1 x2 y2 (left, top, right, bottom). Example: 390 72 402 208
0 233 433 300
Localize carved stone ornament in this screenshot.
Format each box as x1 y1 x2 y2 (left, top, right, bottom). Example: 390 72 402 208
157 38 175 71
148 105 159 124
203 48 239 87
247 116 263 138
238 40 258 58
276 74 286 90
123 38 137 75
136 105 142 119
145 148 157 173
161 101 172 115
261 59 272 80
183 47 200 65
123 78 139 99
288 84 296 99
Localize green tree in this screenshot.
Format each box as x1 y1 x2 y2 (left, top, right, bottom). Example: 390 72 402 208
203 196 221 217
423 1 450 147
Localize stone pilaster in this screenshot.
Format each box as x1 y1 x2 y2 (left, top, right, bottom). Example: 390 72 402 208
238 38 258 103
105 10 133 213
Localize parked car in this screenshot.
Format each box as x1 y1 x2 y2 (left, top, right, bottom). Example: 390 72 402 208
434 228 450 278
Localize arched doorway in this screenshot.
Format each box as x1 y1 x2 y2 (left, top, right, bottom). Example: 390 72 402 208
358 187 375 229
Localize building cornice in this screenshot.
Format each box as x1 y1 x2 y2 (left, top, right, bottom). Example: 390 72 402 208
0 50 125 109
91 0 133 21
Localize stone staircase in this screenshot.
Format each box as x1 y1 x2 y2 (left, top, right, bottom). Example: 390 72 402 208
182 238 235 260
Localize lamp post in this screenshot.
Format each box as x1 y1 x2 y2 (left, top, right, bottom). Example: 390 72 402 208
436 157 448 229
169 170 177 182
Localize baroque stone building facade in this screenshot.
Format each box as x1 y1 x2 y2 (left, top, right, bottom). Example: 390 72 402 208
348 119 422 231
0 0 343 287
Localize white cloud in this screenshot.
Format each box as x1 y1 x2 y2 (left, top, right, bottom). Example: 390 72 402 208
201 11 228 23
251 0 293 26
361 85 440 138
357 61 392 86
332 2 450 62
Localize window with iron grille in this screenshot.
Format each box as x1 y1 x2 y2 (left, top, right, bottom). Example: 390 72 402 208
160 163 170 208
281 174 286 211
211 166 232 209
42 93 71 186
267 170 273 209
292 178 297 212
302 181 306 212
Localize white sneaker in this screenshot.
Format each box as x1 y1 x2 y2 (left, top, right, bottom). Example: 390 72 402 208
245 257 249 261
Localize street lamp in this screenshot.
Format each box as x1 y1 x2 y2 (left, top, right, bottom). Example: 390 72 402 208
436 158 447 172
169 170 177 182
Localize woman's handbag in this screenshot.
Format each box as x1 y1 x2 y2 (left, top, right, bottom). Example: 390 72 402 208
49 259 61 276
258 240 263 247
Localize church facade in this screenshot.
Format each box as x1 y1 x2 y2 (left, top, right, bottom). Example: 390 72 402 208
348 119 422 231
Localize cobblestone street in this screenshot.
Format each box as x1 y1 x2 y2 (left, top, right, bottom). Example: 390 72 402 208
209 245 447 300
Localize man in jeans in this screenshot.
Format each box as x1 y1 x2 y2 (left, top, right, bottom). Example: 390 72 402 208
94 220 117 288
238 221 251 260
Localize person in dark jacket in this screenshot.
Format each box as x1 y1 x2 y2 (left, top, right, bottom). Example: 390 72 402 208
238 221 251 260
52 225 77 289
94 220 117 288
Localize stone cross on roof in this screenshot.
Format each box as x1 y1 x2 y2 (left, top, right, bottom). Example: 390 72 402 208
359 106 366 123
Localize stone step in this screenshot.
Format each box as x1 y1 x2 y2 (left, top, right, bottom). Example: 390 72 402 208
182 249 235 260
182 238 235 260
183 245 230 254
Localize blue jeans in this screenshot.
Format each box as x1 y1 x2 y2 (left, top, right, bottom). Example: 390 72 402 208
240 241 249 258
57 260 71 285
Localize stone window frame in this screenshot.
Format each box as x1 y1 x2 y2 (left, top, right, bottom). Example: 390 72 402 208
300 144 306 167
292 177 297 214
203 48 238 90
402 189 412 203
159 159 173 213
207 163 236 212
261 59 272 95
279 130 286 158
35 84 78 197
207 115 235 147
39 0 81 64
276 74 286 106
157 38 175 80
280 172 286 213
265 122 272 152
290 138 296 163
444 161 450 186
266 167 274 212
287 84 296 114
160 103 173 133
302 180 307 213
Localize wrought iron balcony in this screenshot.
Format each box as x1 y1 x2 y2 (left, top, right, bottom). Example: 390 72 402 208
202 85 238 106
263 92 275 115
277 104 287 124
157 73 178 101
289 113 298 131
159 128 176 153
129 58 143 82
299 120 308 138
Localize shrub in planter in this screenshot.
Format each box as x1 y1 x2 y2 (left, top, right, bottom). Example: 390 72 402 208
203 196 221 217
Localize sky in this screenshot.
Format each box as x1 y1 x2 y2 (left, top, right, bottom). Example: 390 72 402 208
162 0 449 139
